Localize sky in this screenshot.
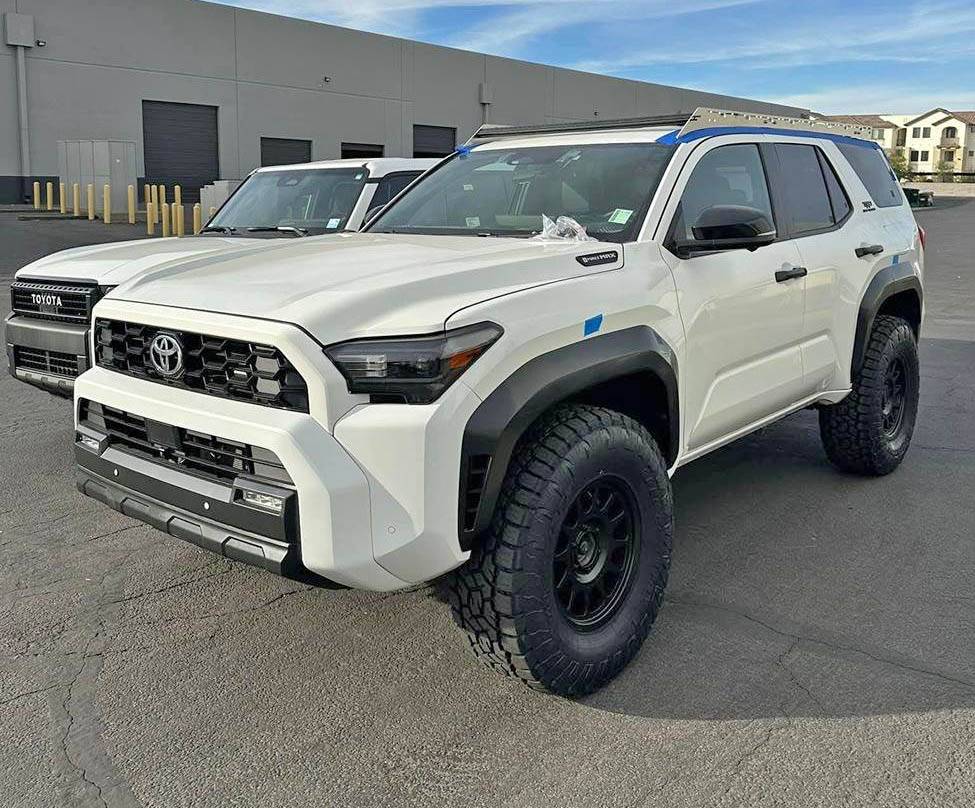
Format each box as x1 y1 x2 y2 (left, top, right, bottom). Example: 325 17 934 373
212 0 975 114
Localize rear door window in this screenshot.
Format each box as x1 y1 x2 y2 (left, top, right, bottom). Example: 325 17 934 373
818 150 852 222
836 143 904 208
773 144 835 235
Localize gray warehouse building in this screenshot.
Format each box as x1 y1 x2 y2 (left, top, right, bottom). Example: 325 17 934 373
1 0 809 203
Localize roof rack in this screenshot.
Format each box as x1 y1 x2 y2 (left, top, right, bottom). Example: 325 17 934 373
676 107 871 139
467 114 692 144
465 107 872 147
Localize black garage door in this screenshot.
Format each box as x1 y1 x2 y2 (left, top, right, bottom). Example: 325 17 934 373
142 100 219 202
413 125 456 158
261 137 313 167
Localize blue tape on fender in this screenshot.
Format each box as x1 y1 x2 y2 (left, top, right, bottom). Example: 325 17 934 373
584 314 603 336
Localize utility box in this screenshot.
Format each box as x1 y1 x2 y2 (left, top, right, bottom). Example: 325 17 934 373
57 140 137 215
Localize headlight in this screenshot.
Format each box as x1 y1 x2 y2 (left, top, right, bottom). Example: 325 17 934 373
325 322 503 404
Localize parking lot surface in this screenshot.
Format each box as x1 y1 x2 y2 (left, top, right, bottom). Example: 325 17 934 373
1 204 973 807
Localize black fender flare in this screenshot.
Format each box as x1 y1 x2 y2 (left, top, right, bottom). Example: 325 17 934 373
852 263 923 373
457 325 679 550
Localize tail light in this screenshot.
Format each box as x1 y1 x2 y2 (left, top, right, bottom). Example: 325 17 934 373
918 226 926 249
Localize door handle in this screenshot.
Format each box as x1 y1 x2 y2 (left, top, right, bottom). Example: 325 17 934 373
775 266 807 283
855 244 884 258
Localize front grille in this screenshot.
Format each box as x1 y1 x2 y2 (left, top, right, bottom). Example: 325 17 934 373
93 319 309 412
79 400 293 485
11 280 95 323
13 346 80 378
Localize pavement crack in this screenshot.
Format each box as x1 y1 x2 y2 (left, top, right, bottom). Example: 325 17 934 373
0 683 59 707
666 596 975 693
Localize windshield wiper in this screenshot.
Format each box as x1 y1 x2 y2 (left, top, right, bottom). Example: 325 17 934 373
200 225 237 234
246 226 309 236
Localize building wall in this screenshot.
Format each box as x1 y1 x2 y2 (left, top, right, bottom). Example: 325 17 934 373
1 0 809 200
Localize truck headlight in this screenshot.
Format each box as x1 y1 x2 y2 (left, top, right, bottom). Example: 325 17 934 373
325 322 503 404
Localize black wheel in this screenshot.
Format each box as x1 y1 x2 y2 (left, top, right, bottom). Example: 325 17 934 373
819 314 920 475
445 404 673 697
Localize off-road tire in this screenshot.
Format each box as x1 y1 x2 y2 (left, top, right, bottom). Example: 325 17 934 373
819 314 919 475
445 404 673 697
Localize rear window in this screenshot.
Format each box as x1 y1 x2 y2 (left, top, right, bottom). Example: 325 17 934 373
837 143 904 208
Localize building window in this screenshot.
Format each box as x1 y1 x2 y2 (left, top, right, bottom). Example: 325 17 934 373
969 150 974 157
944 150 955 162
922 127 931 138
910 149 920 161
920 150 929 161
872 128 884 140
912 127 921 138
943 126 957 139
341 142 384 159
896 129 907 146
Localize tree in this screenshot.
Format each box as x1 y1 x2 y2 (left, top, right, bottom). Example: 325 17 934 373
887 149 911 181
935 159 954 182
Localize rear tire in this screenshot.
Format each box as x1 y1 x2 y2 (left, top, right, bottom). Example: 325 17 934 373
445 404 673 697
819 314 919 475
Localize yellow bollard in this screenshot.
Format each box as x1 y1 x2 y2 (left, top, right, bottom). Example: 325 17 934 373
174 185 181 209
144 183 151 213
175 204 184 237
170 200 177 234
127 185 136 224
59 183 67 214
87 184 95 221
33 181 41 209
161 203 170 237
159 185 167 207
147 202 155 235
208 206 216 219
72 183 80 217
193 203 202 235
46 181 54 211
103 185 112 224
150 185 159 224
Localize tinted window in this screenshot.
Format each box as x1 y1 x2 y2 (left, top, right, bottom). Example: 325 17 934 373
371 172 421 208
817 150 851 222
673 144 773 242
774 144 834 235
837 143 904 208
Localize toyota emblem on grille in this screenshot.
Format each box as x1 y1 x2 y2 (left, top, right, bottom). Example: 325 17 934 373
149 333 184 377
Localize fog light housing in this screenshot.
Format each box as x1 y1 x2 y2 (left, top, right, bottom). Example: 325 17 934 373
239 488 285 514
78 433 101 453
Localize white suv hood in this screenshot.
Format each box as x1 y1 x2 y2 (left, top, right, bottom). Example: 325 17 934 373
109 233 623 341
16 237 284 285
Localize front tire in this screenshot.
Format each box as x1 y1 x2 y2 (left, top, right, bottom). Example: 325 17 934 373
819 314 920 475
446 404 673 697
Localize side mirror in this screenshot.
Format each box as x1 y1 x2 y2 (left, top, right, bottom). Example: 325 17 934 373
676 205 776 256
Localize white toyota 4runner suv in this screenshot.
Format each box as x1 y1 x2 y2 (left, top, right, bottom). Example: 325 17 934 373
6 158 434 396
72 110 924 696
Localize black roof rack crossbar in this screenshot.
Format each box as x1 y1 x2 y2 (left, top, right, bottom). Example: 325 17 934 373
467 114 691 144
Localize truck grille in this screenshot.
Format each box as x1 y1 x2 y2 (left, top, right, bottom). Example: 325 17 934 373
93 319 309 412
13 346 80 378
79 400 293 485
11 280 95 323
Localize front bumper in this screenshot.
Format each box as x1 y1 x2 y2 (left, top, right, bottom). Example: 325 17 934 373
5 313 88 396
74 365 473 591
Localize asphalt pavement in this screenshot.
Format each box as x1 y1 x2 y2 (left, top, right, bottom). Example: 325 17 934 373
1 203 973 807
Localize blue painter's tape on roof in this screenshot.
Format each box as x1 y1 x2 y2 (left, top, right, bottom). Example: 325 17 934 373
656 126 880 149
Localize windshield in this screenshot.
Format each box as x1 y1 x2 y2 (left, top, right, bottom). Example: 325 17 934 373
209 168 368 234
368 142 675 242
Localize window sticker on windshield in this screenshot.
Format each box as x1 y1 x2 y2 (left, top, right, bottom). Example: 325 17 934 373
608 208 633 225
355 173 365 180
464 184 474 191
466 216 481 228
326 218 341 229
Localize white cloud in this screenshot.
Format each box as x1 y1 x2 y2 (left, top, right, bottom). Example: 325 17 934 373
771 84 975 116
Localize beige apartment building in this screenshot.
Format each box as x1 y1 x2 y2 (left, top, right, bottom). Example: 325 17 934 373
825 108 975 175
